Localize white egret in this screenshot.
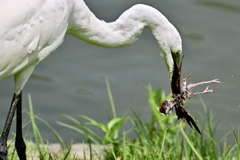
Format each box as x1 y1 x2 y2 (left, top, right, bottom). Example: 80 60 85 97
0 0 182 159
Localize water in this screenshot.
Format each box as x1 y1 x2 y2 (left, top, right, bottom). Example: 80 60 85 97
0 0 240 143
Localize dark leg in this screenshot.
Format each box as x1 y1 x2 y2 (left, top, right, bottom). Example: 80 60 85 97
0 93 20 160
15 92 26 160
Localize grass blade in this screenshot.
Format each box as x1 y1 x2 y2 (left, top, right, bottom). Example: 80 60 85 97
180 122 203 160
105 78 117 118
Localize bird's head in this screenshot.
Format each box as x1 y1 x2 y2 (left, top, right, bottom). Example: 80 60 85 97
160 39 182 82
160 99 176 115
152 16 182 81
159 21 182 82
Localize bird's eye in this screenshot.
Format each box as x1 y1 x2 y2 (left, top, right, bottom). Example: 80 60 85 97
171 49 181 55
175 50 181 55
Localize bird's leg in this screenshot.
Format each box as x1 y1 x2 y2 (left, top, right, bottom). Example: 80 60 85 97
186 79 221 99
0 93 20 160
11 65 35 160
15 92 26 160
187 79 221 90
190 86 214 97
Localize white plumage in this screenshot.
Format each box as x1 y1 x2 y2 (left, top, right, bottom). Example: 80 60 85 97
0 0 182 159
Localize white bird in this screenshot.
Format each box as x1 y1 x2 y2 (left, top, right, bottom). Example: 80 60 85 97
0 0 182 159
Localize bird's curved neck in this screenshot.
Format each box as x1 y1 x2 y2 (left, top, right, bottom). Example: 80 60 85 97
67 1 179 49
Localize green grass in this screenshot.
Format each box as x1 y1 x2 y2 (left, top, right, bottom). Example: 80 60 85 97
3 79 240 159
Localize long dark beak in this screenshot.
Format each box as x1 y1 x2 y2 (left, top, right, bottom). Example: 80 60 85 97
171 54 183 94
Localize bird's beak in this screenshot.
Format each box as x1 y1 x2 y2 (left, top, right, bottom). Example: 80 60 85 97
165 51 181 81
172 51 181 73
171 52 183 94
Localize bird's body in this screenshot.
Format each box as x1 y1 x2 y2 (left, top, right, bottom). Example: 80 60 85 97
0 0 70 84
0 0 182 159
0 0 181 86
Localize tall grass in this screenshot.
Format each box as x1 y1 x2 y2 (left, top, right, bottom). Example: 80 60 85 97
58 81 239 159
3 80 239 159
7 95 72 160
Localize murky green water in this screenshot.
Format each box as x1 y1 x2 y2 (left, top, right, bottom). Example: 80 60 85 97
1 0 239 143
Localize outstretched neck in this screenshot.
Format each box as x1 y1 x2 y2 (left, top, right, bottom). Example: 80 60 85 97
67 1 180 49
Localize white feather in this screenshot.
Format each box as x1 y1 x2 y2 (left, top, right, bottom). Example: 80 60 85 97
0 0 182 94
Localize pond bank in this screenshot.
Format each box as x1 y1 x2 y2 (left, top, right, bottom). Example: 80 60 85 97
9 142 110 160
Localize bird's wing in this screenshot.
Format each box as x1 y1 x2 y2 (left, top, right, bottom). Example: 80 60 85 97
0 0 69 79
175 107 201 134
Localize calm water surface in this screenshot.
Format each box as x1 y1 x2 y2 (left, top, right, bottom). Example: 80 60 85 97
0 0 240 143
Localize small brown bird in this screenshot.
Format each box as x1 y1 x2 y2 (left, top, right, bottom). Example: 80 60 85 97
160 56 220 134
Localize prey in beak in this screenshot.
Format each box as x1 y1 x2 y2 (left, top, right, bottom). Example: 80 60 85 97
160 56 220 134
